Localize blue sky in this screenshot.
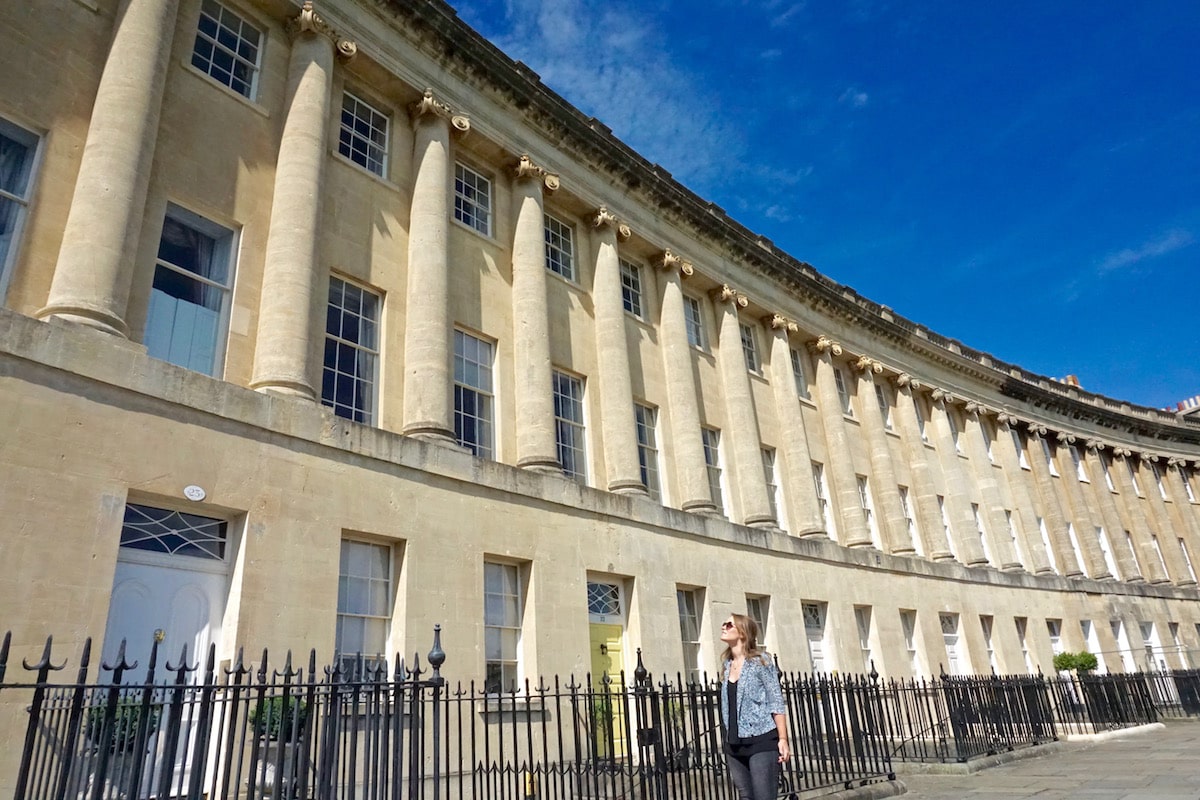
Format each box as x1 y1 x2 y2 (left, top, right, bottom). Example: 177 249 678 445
449 0 1199 410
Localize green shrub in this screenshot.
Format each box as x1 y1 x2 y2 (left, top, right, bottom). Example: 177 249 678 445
1052 651 1099 673
250 695 308 741
86 700 160 753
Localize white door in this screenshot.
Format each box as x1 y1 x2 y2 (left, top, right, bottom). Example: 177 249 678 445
100 505 231 797
103 555 227 674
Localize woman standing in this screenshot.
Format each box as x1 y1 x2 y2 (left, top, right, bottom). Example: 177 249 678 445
719 613 790 800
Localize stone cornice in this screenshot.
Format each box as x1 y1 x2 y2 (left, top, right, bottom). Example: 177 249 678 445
371 0 1200 448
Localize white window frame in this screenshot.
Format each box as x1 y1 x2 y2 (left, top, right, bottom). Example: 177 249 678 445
1042 437 1059 477
1038 516 1059 573
875 384 893 430
635 403 662 501
1182 469 1196 503
947 409 962 454
980 615 997 672
676 587 704 684
739 322 761 374
940 612 962 675
790 348 810 399
1151 533 1169 578
145 204 236 377
971 502 992 565
938 495 955 558
336 538 393 671
1125 531 1141 577
1097 527 1119 578
619 259 645 319
1071 445 1089 483
763 448 781 525
980 418 994 462
1015 616 1034 673
1129 459 1143 496
338 91 389 177
1151 461 1167 500
1066 523 1087 577
834 366 853 416
552 369 587 482
544 213 575 281
683 294 706 350
1100 451 1115 491
454 162 492 236
484 561 523 694
854 606 874 673
702 427 725 515
322 276 381 425
1005 510 1024 568
746 595 769 648
900 610 921 675
1180 538 1198 583
0 117 40 302
802 601 828 672
454 329 495 459
1012 429 1030 469
914 394 929 442
191 0 263 100
899 485 922 555
813 461 836 541
858 475 880 547
1046 618 1063 657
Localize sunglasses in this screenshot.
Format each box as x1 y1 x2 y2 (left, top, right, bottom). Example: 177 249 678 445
721 621 735 630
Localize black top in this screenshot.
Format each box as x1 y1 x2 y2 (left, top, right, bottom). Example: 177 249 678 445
724 681 779 757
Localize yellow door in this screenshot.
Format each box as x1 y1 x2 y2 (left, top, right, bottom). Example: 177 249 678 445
588 623 627 758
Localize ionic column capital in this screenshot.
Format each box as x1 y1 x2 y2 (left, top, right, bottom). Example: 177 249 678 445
513 154 560 192
710 284 748 308
591 206 631 240
1168 456 1186 468
654 249 694 277
764 313 799 334
1026 422 1048 438
1054 430 1076 446
852 355 883 374
893 372 921 390
409 88 470 133
809 335 842 357
1142 452 1160 463
929 387 955 406
963 400 991 417
1112 446 1132 459
288 1 357 60
1085 438 1106 452
995 411 1020 428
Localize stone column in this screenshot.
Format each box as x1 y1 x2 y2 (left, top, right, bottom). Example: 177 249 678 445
510 155 561 473
1140 454 1197 586
38 0 183 335
657 252 717 513
928 390 988 566
402 90 470 441
809 336 871 547
1084 440 1143 581
590 207 644 494
1166 457 1200 560
1025 425 1085 577
250 7 355 397
711 285 774 527
1052 432 1112 579
892 376 954 560
851 357 910 553
1111 448 1171 584
764 315 824 536
994 414 1054 575
962 403 1022 570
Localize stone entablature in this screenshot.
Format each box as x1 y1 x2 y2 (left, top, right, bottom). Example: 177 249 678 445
373 0 1198 444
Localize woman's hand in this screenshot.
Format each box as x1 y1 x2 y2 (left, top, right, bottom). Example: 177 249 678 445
777 737 790 763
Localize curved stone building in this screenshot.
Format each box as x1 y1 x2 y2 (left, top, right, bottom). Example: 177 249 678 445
3 0 1200 722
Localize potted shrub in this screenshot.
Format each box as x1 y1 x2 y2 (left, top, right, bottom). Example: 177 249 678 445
82 699 160 796
249 695 309 796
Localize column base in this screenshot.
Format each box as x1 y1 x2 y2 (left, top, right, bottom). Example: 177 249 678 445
251 379 317 401
745 514 778 528
37 303 129 338
1000 562 1025 573
1064 570 1086 579
610 480 650 496
518 457 563 475
403 424 457 444
1125 575 1146 584
930 551 957 562
1149 578 1173 586
845 539 876 549
1033 567 1057 576
681 500 720 517
797 529 830 540
891 547 917 556
1178 580 1198 588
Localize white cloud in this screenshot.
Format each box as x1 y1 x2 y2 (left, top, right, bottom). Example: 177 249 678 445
760 48 783 60
475 0 744 189
1096 229 1194 275
770 3 806 28
839 87 869 108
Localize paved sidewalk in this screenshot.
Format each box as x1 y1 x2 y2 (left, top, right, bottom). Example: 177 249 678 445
897 723 1200 799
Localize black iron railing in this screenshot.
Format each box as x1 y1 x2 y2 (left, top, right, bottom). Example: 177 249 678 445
9 628 1200 800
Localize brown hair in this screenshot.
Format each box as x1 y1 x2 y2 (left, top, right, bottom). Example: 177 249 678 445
720 613 768 666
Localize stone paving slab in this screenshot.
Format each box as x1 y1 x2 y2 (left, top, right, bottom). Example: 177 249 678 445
896 723 1200 799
